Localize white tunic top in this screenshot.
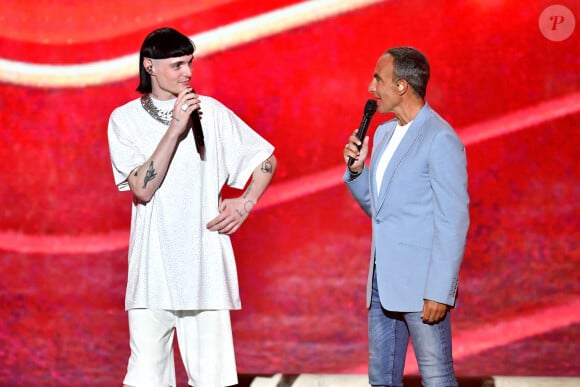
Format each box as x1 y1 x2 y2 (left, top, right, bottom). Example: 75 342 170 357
108 95 274 311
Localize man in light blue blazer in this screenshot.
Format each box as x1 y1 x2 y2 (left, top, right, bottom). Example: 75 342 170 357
343 47 469 387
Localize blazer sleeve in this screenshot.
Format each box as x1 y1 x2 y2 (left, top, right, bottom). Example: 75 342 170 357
343 167 372 218
424 130 470 306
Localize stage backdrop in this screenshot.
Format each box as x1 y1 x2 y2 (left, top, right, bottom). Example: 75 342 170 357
0 0 578 384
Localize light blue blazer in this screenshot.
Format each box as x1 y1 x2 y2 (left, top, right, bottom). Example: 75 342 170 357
344 103 470 312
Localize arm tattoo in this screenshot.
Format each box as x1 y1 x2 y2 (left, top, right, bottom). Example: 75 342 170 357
236 200 255 218
243 180 255 199
142 161 157 189
261 159 273 173
244 200 254 213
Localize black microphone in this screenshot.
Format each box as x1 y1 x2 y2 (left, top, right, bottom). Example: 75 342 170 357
348 99 377 166
189 89 205 158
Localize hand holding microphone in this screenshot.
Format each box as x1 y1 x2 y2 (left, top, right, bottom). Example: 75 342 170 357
181 88 205 159
346 99 377 167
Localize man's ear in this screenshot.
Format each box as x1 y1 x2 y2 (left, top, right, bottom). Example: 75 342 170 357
143 58 153 74
396 79 407 94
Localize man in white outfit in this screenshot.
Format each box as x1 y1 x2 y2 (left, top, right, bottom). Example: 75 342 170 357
108 27 277 387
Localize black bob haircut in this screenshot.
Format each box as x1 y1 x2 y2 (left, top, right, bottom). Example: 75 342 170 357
136 27 196 94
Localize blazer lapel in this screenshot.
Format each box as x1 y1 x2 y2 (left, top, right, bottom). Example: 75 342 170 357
375 104 431 213
370 123 396 201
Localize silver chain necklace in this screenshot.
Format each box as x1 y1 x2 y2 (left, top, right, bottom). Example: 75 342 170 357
141 95 172 125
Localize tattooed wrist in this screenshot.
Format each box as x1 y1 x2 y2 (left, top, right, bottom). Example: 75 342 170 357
244 200 254 213
235 200 255 219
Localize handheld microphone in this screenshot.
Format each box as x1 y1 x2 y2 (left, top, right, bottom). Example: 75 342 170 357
189 89 205 158
348 99 377 166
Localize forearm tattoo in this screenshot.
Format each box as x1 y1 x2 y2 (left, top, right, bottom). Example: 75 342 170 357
142 161 157 189
237 157 272 216
243 180 255 199
261 158 273 173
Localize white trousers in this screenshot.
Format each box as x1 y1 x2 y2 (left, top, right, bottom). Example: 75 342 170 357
123 309 238 387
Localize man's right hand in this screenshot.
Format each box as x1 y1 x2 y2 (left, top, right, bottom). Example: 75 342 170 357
170 88 200 135
343 129 369 172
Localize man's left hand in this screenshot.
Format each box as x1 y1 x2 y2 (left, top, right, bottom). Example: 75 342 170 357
206 197 254 235
421 300 449 324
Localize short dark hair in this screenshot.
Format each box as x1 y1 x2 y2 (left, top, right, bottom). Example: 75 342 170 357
385 47 430 99
136 27 196 94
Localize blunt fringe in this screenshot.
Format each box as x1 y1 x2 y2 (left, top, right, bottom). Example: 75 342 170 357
385 47 430 99
136 27 196 94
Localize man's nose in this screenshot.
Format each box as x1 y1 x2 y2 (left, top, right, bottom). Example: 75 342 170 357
184 65 192 77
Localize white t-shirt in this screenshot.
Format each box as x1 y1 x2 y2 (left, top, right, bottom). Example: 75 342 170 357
108 95 274 311
375 120 412 192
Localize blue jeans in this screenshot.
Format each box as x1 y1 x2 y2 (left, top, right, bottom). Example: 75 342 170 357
368 270 457 387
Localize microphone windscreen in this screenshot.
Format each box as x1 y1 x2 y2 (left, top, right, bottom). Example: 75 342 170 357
364 99 377 115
